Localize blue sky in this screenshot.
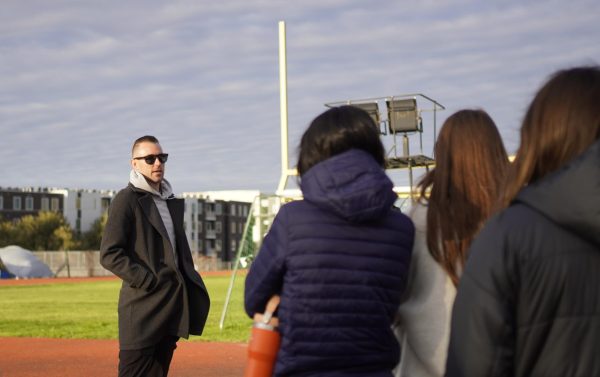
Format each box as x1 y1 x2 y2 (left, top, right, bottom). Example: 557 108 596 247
1 0 599 193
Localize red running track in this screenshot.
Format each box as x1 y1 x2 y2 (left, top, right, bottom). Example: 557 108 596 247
0 337 247 377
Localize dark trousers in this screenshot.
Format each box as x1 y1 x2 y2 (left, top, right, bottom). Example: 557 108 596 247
118 336 179 377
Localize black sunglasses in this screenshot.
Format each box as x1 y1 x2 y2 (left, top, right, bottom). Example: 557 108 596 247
133 153 169 165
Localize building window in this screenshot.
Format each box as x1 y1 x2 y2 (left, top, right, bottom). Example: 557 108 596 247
51 198 60 212
216 222 222 233
206 203 215 214
0 196 3 210
239 222 244 234
231 222 236 234
25 197 34 211
230 204 236 215
243 206 249 216
215 203 222 215
231 240 237 252
216 239 222 251
41 197 49 211
207 239 215 250
197 202 203 214
197 223 202 233
13 196 22 210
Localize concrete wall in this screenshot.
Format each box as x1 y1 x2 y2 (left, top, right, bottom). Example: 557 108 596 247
33 251 112 278
33 251 232 278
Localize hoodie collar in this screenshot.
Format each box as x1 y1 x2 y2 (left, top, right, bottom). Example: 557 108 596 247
515 139 600 246
129 169 174 200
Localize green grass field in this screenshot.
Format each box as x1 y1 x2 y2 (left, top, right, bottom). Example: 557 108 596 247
0 275 253 342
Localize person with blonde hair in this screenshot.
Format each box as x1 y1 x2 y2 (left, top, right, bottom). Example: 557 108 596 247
446 66 600 376
394 109 508 377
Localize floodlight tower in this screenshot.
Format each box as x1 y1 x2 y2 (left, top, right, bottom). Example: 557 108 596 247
276 21 298 195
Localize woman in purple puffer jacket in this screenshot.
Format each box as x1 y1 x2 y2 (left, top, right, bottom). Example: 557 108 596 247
245 105 415 377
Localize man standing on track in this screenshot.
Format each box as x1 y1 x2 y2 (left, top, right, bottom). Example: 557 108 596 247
100 135 210 377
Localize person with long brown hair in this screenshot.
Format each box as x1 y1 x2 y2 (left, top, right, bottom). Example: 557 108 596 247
446 66 600 377
393 109 508 377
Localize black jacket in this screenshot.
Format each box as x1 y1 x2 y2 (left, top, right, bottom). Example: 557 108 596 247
446 140 600 377
100 184 210 350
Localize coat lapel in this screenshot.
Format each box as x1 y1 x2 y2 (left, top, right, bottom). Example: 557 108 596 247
167 198 185 233
138 194 171 245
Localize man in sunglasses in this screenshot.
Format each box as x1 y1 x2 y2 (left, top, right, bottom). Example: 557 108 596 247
100 135 210 377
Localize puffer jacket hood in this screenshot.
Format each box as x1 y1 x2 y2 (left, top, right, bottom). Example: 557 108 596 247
515 139 600 246
300 149 398 223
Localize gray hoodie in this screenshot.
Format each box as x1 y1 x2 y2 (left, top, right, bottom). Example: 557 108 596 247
129 169 178 267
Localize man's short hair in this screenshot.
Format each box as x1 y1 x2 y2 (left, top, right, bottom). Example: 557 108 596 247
132 135 160 155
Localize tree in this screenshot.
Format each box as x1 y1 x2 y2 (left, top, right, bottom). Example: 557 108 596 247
20 212 73 250
0 219 17 247
78 212 108 250
54 225 75 251
0 211 75 251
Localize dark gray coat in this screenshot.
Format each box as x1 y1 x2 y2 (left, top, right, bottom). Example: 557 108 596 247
446 140 600 377
100 184 210 350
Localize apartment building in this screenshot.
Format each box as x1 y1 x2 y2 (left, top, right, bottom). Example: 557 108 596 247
183 194 252 262
0 187 114 236
49 189 114 235
182 190 287 265
0 187 64 221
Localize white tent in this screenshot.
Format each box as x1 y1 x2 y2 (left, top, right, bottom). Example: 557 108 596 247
0 245 53 278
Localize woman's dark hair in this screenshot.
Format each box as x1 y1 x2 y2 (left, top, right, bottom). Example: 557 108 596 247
501 66 600 207
418 109 509 286
297 105 385 176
